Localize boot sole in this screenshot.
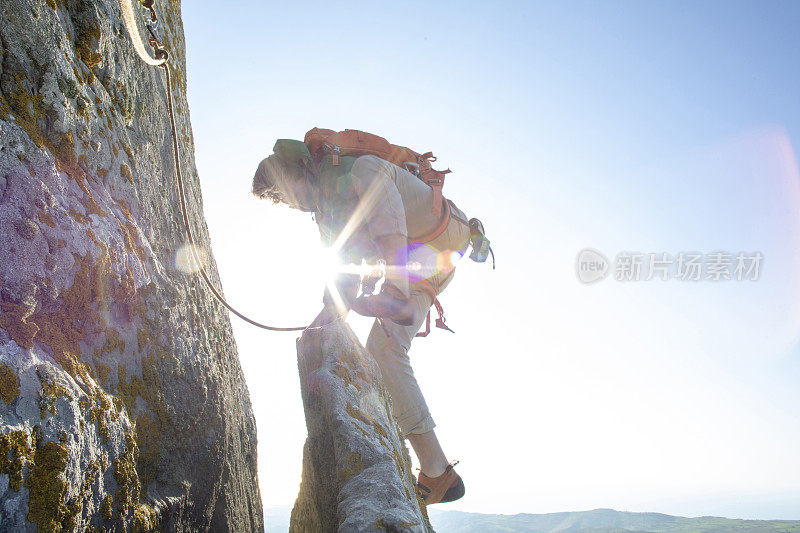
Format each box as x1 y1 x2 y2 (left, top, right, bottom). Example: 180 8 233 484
440 475 465 503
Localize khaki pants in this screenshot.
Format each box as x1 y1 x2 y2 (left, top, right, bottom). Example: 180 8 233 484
363 195 471 437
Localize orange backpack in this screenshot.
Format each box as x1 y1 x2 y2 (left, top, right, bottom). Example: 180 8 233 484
304 127 452 217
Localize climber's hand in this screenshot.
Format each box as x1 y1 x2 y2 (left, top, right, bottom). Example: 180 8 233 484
323 273 359 311
350 286 415 326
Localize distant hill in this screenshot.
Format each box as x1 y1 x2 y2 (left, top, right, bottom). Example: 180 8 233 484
263 506 800 532
427 508 800 533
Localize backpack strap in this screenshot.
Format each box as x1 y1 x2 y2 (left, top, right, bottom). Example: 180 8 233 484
408 198 451 244
417 152 451 217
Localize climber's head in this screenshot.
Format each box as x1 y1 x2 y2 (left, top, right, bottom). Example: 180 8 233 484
252 155 315 212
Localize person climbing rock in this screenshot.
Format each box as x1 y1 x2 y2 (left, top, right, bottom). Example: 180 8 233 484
252 133 483 505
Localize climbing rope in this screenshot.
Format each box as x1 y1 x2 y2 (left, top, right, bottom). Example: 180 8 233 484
118 0 166 66
118 0 318 332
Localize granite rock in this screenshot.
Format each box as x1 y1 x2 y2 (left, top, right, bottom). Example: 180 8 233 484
291 321 433 533
0 0 263 530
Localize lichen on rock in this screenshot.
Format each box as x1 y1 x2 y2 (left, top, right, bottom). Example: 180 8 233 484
24 438 70 531
0 363 21 404
0 430 34 492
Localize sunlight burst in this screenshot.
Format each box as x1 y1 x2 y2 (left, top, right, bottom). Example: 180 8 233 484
175 243 207 274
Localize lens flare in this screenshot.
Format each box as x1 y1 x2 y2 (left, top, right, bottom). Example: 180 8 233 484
407 261 423 272
436 249 457 274
319 247 343 281
175 244 207 274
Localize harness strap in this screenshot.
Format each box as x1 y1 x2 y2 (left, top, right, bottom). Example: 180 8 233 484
408 198 451 244
417 152 451 218
432 299 454 334
429 180 444 218
417 310 432 338
413 279 454 337
415 278 437 300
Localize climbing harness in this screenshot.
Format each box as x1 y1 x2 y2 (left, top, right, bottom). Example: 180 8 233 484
411 202 494 337
119 0 314 331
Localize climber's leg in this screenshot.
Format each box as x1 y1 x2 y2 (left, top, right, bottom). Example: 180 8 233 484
365 289 436 435
407 430 449 478
366 296 450 476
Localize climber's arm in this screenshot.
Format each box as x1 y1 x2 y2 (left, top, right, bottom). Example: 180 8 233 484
349 157 410 298
310 156 412 326
309 215 360 326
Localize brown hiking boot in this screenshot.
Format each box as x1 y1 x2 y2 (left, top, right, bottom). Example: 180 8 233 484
416 463 465 505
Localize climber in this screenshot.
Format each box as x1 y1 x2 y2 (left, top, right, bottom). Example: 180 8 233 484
251 137 470 505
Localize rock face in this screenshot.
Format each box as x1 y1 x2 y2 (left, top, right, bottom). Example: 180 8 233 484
0 0 263 531
291 322 433 533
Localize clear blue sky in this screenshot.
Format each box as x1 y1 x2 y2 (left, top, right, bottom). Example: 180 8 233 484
181 1 800 523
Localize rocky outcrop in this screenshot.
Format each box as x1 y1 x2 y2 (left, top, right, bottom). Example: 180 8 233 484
291 322 433 533
0 0 263 530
